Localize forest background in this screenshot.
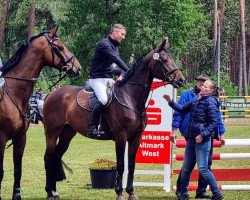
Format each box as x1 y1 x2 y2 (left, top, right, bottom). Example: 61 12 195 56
0 0 249 96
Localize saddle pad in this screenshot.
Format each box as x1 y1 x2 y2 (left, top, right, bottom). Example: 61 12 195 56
76 89 94 111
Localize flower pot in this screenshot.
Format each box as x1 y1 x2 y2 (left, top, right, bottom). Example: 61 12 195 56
90 169 116 189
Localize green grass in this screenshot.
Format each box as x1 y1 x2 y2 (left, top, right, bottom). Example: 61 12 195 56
1 120 250 200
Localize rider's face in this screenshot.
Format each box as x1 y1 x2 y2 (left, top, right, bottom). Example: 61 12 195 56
112 28 126 43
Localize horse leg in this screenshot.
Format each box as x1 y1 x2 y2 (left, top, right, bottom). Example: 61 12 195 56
12 133 26 200
126 135 141 200
54 125 76 182
45 125 76 200
115 138 126 200
0 156 3 200
0 138 6 200
44 134 59 200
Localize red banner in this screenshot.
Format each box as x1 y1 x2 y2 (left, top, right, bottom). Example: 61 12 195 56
136 131 171 164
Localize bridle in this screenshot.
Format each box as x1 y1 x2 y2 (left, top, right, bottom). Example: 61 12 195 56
2 33 77 82
154 56 179 83
44 33 75 72
127 50 180 87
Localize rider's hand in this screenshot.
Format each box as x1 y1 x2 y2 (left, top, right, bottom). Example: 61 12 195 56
117 75 123 81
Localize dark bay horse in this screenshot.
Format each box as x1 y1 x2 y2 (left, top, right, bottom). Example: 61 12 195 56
43 38 185 200
0 27 81 200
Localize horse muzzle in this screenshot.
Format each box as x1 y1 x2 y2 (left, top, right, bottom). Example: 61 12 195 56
172 77 185 88
62 65 81 77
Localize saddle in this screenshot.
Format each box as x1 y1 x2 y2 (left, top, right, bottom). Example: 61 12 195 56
76 81 115 140
76 81 114 111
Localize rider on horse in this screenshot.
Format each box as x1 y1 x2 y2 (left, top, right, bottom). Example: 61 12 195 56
87 24 129 137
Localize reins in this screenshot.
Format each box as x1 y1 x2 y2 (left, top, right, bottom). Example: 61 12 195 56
48 72 67 91
3 72 64 82
114 50 180 118
2 72 67 92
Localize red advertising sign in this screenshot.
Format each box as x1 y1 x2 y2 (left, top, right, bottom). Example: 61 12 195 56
136 131 171 164
135 82 173 164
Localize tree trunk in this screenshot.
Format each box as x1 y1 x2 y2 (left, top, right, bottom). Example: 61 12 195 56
238 44 243 95
220 0 226 29
0 0 10 52
239 0 248 95
213 0 218 73
28 0 35 38
248 58 250 85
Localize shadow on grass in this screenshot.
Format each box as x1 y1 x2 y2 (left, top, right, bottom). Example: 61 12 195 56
82 184 116 190
24 198 45 200
80 184 177 200
141 198 176 200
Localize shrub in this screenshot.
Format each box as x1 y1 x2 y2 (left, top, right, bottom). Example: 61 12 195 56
89 159 117 170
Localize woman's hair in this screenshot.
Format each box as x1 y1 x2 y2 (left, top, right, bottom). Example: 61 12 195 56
218 88 225 96
208 80 219 97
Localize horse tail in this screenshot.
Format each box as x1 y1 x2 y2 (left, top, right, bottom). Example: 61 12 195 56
61 159 73 174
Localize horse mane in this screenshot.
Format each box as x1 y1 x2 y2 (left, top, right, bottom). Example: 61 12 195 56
117 53 148 85
0 31 49 75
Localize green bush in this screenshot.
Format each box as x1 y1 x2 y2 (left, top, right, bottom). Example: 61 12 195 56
89 159 117 170
211 72 237 96
177 72 237 96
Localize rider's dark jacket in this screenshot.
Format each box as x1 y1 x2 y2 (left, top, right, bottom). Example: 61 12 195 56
90 36 129 79
169 94 220 140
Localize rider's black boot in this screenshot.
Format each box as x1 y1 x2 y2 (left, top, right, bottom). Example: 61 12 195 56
87 101 105 137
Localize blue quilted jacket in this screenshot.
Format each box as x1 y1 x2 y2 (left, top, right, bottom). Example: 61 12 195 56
172 88 225 138
169 95 220 139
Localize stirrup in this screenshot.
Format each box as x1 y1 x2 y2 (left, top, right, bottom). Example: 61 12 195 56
87 127 105 138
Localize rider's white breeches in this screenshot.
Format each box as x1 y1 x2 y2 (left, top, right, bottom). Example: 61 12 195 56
89 78 114 105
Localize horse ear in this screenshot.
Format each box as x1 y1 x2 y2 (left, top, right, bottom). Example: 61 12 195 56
49 26 59 38
159 37 170 49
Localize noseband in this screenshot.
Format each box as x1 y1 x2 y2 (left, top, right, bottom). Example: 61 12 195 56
44 33 75 71
154 58 179 82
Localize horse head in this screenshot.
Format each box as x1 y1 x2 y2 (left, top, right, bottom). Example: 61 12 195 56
148 37 185 88
43 27 81 77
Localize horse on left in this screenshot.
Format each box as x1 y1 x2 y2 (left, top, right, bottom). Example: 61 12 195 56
0 27 81 200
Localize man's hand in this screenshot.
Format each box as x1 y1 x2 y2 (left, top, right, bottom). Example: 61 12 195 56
195 135 203 143
163 94 172 103
171 130 178 144
220 135 226 146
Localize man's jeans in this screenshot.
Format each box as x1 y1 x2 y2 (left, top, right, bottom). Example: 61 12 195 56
176 139 213 194
179 137 221 196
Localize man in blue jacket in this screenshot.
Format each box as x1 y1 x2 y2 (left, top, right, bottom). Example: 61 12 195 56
87 24 129 137
172 75 225 199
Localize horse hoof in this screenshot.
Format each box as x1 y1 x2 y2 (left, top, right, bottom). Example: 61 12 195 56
128 194 139 200
116 195 125 200
46 196 60 200
12 198 21 200
12 195 21 200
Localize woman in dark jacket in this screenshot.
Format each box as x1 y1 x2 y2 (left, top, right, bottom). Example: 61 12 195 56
163 80 223 200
